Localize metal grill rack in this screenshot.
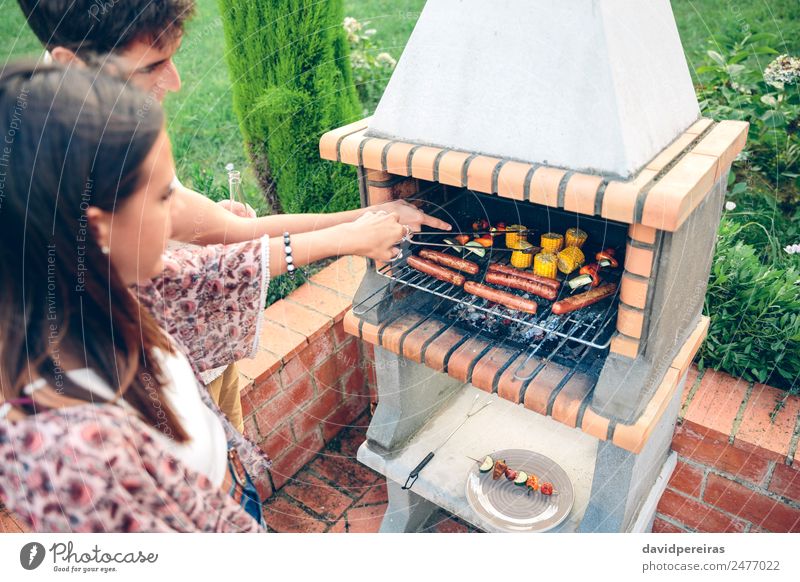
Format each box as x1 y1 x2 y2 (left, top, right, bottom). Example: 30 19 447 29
374 249 620 351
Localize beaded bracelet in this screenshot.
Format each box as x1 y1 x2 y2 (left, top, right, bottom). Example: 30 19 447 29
283 231 296 277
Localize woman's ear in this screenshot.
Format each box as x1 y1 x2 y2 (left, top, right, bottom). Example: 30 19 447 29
49 47 84 67
86 206 111 252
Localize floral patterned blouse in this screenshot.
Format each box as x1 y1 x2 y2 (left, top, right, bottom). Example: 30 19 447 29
0 237 271 532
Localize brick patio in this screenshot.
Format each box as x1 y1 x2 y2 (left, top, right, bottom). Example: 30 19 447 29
263 410 478 533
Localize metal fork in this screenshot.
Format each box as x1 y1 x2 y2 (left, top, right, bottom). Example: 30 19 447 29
402 394 492 490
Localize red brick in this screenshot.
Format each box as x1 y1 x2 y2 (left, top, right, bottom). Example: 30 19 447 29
703 473 800 532
334 338 361 378
254 476 274 502
309 453 380 497
354 480 388 507
282 471 354 521
523 363 570 415
259 423 293 461
365 358 377 388
323 397 370 443
360 340 375 361
313 355 340 392
470 346 518 393
423 326 465 372
350 411 371 430
0 508 26 533
241 373 282 419
668 461 705 498
379 313 426 355
735 383 800 463
291 385 343 440
672 423 770 485
447 337 490 383
651 517 687 533
551 373 594 429
263 300 333 342
270 429 325 490
243 416 260 443
335 425 368 458
497 353 539 402
433 517 470 533
768 463 800 501
345 503 387 533
257 319 308 363
263 496 326 533
331 321 348 347
308 256 366 300
285 283 353 320
254 374 315 435
684 369 748 441
342 368 370 399
680 365 701 412
298 332 337 371
656 488 747 532
401 318 447 363
238 373 255 398
278 356 310 391
237 349 281 384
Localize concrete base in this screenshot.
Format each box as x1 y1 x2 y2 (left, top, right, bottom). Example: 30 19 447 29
359 382 599 533
359 353 688 532
380 480 438 533
367 346 464 453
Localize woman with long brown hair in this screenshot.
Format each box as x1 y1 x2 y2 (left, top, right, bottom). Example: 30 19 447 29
0 61 407 532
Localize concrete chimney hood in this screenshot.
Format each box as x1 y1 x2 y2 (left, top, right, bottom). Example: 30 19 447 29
366 0 701 180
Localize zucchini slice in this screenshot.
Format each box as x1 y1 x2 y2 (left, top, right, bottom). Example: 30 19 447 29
464 241 486 258
478 455 494 473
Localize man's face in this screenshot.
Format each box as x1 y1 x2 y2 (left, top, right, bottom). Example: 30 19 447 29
116 36 183 102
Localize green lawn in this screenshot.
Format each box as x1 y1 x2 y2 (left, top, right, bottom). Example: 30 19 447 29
1 0 798 212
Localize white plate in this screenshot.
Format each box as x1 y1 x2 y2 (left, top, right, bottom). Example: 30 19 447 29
465 448 574 532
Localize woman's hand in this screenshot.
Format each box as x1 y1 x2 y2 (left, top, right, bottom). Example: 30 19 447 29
370 200 452 234
216 199 257 218
343 210 406 262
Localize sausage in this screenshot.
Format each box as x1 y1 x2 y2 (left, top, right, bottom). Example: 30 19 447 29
418 249 480 275
464 281 538 314
484 271 558 301
487 263 560 291
551 283 617 315
407 255 465 286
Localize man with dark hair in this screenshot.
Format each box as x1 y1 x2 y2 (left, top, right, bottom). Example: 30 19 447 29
16 0 261 432
18 0 195 101
16 0 450 434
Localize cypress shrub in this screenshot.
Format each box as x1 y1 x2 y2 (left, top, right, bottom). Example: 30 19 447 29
217 0 362 214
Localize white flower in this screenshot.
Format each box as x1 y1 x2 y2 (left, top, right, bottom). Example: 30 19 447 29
764 54 800 86
350 52 368 69
784 243 800 255
376 52 397 68
343 17 362 35
724 201 737 211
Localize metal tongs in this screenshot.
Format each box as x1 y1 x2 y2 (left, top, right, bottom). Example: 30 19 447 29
402 394 492 490
402 229 532 252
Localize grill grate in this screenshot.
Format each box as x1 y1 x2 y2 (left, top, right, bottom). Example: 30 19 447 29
373 249 620 351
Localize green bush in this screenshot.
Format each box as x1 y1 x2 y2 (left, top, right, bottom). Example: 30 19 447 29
695 33 800 209
344 16 397 115
698 187 800 390
217 0 362 215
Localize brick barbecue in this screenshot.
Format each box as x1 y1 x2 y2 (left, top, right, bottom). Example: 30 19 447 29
319 0 748 532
